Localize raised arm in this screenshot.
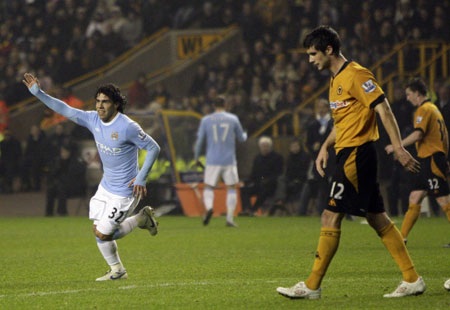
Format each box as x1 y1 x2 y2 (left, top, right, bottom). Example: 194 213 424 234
375 99 420 172
23 73 87 125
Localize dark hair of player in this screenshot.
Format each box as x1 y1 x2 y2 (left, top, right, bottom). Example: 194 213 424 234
214 96 226 108
95 84 127 113
406 77 428 96
303 25 341 56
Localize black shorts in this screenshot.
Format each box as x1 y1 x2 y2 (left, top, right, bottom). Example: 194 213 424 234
325 141 385 217
411 152 449 197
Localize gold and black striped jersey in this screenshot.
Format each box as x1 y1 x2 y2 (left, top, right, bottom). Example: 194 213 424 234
329 61 385 153
413 100 449 158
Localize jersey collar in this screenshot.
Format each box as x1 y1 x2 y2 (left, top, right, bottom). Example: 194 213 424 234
333 61 351 78
419 98 431 107
101 112 121 126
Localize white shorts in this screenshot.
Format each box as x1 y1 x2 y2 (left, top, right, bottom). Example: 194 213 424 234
204 165 239 187
89 185 139 235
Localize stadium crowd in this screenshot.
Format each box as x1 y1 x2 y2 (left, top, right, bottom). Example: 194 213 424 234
1 0 449 217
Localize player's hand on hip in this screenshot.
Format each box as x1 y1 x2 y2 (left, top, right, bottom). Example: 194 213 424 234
128 178 147 199
394 147 420 173
315 147 329 178
22 73 40 89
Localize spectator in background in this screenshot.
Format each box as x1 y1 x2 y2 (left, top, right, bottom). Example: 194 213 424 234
85 11 109 38
199 2 219 29
189 63 208 96
0 96 9 133
58 48 83 82
22 125 47 191
142 0 169 36
218 6 235 28
238 1 261 46
46 123 70 165
240 136 284 215
45 143 87 216
128 72 150 110
150 82 170 107
118 10 143 48
0 129 22 194
436 81 450 151
297 98 334 215
284 139 310 209
81 36 106 72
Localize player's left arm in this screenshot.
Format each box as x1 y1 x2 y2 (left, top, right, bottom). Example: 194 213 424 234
127 123 160 198
235 117 248 142
194 118 206 163
375 99 419 173
385 130 423 154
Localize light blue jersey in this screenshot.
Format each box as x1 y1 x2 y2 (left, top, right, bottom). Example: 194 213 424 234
29 84 160 197
195 110 247 165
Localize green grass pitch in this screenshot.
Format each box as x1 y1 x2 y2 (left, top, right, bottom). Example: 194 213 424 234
0 216 448 309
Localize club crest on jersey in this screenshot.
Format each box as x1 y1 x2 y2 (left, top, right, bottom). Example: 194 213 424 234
138 130 146 140
111 132 119 140
337 85 343 95
362 79 376 93
416 116 423 124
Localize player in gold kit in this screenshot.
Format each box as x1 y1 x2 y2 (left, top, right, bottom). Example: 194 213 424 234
386 78 450 245
276 26 425 299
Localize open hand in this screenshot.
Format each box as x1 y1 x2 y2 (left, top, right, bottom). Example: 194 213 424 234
315 147 329 177
22 73 40 89
394 147 420 173
128 177 147 200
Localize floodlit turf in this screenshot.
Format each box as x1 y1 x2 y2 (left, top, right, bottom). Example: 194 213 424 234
0 215 448 310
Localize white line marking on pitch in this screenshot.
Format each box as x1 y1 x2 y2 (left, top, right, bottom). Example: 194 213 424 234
0 279 293 299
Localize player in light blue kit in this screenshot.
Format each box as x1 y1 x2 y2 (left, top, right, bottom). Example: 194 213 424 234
23 73 160 281
194 96 247 227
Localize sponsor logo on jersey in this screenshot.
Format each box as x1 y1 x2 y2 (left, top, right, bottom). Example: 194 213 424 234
96 141 122 155
138 130 147 140
111 132 119 140
362 79 376 93
95 127 100 132
330 101 350 110
337 85 343 95
416 116 423 124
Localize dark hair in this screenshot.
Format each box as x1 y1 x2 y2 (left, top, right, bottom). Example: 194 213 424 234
95 84 127 113
214 96 226 108
406 77 428 96
303 25 341 56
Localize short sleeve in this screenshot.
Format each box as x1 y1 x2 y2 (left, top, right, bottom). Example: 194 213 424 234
351 68 385 109
413 105 431 134
126 121 151 149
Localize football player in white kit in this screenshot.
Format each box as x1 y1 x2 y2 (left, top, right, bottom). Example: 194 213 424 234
194 96 247 227
24 73 160 281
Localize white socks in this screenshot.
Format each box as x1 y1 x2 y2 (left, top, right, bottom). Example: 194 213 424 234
203 187 237 222
96 239 123 269
203 187 214 211
226 188 237 223
112 215 139 240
